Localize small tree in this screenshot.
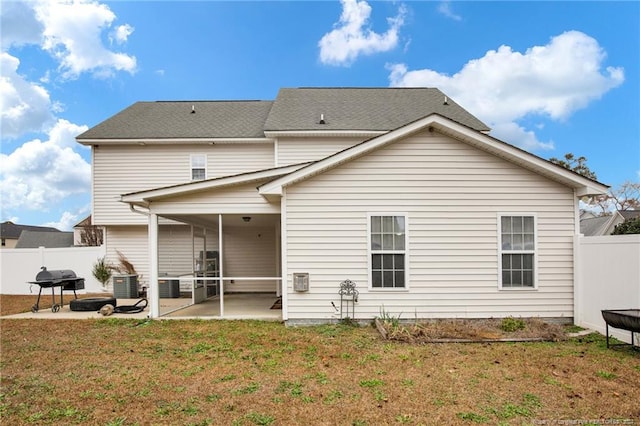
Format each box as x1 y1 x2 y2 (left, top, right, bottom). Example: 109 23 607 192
612 217 640 235
549 153 598 180
92 257 112 289
585 181 640 216
112 250 138 276
80 225 104 246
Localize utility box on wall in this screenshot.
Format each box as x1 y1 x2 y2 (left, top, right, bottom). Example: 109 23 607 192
293 273 309 292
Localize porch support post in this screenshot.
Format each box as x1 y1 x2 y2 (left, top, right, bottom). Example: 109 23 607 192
218 214 224 317
281 191 288 321
148 212 159 318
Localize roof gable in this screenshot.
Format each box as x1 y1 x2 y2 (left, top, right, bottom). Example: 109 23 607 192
121 163 311 207
259 114 609 199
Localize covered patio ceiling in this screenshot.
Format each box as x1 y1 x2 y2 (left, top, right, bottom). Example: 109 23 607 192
160 213 279 229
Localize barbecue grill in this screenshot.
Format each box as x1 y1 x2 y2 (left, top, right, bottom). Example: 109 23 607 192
28 267 85 313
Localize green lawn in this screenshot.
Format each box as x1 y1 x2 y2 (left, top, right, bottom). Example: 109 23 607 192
1 318 638 425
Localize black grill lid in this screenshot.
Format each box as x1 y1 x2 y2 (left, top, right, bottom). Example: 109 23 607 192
35 267 77 282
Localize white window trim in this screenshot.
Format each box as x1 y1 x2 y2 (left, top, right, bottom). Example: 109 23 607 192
190 153 207 181
497 213 538 291
367 212 410 291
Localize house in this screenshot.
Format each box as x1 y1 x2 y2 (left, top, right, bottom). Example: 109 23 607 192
73 215 104 246
0 221 61 248
76 88 608 323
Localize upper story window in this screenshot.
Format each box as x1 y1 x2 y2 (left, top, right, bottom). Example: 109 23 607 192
369 214 407 289
191 154 207 181
499 215 536 289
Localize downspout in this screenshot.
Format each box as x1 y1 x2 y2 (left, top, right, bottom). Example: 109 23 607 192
128 203 159 319
130 204 150 216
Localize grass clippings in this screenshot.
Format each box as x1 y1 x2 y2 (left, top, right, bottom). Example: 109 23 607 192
1 295 639 425
376 317 567 343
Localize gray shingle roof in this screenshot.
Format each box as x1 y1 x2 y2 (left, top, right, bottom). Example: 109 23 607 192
264 88 490 132
0 221 60 239
620 210 640 221
580 216 612 236
77 101 274 140
76 88 490 141
15 231 74 248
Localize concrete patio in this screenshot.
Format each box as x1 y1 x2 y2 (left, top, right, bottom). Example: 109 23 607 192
3 293 282 321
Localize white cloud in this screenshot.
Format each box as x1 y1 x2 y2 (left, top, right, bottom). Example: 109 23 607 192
0 52 55 138
111 24 134 45
44 208 88 231
0 119 91 212
32 0 137 79
319 0 406 66
438 1 462 21
388 31 624 151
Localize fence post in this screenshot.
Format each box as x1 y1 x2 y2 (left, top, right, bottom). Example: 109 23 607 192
573 235 582 326
39 246 45 268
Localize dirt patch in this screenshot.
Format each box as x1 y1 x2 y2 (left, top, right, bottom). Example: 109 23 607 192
376 317 567 343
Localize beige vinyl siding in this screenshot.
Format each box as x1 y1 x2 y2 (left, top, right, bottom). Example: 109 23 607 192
93 143 274 225
277 137 365 166
284 130 576 321
105 226 149 292
223 225 278 293
151 182 280 215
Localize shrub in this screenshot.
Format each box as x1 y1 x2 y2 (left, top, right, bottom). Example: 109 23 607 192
612 217 640 235
92 257 112 288
501 317 526 332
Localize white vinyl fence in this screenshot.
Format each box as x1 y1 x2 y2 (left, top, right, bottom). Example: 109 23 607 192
575 234 640 344
0 246 107 295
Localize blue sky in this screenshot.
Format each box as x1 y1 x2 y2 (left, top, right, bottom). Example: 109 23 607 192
1 0 638 230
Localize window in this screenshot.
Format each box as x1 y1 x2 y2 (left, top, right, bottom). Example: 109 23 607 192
370 215 407 288
499 215 536 289
190 154 206 180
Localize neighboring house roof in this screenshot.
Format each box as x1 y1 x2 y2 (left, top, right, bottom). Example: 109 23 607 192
76 88 490 143
259 114 609 199
76 101 274 141
0 221 60 239
620 210 640 221
580 211 626 236
580 215 615 236
263 87 490 133
15 230 74 248
579 210 639 236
